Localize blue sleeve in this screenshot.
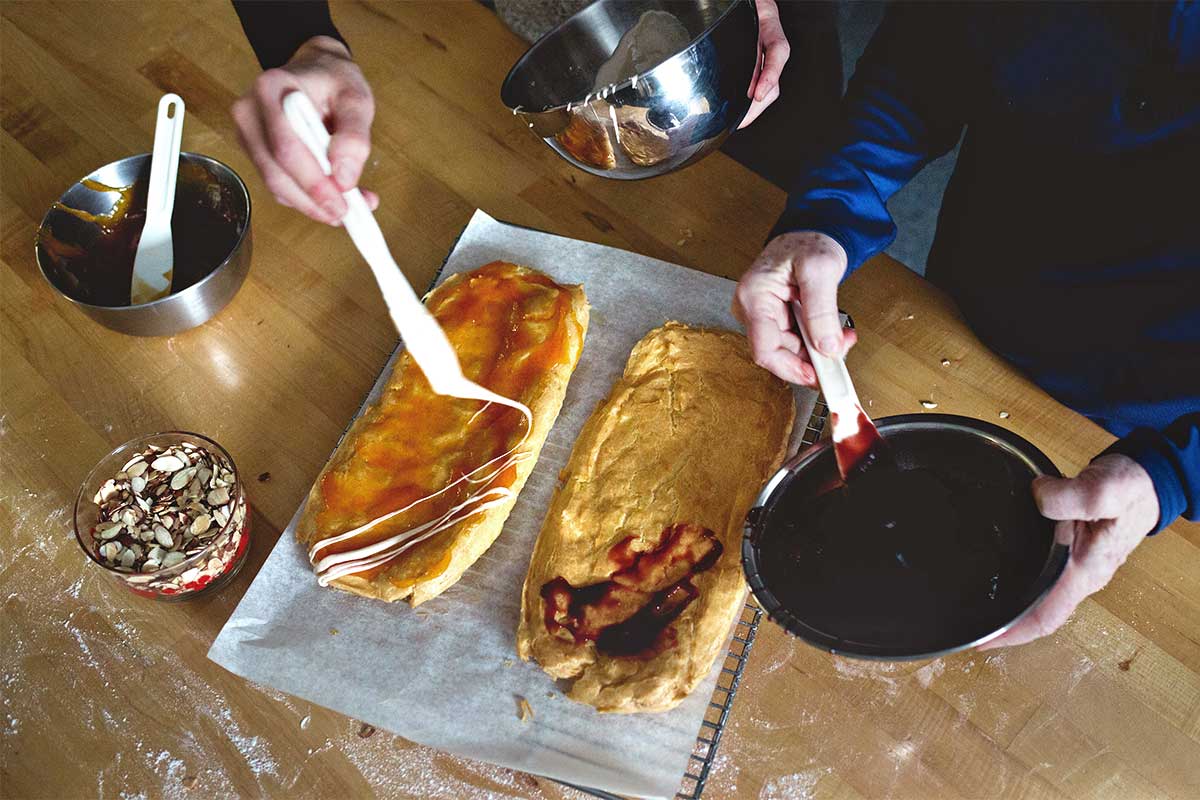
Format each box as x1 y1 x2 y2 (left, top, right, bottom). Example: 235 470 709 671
769 4 970 271
1104 413 1200 534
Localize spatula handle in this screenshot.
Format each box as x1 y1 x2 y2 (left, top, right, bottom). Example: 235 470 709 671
792 301 864 440
147 94 185 218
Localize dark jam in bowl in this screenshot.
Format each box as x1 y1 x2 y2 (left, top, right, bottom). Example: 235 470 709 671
754 424 1059 656
37 161 244 307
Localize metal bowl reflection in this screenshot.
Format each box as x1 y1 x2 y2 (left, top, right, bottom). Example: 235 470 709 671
501 0 760 179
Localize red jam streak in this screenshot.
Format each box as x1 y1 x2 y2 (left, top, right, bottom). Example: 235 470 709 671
540 523 723 657
831 408 888 480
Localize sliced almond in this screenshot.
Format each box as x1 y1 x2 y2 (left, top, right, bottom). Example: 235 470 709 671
151 454 185 473
171 466 198 491
190 514 212 536
126 460 149 478
207 487 230 506
96 522 123 540
154 527 174 548
162 551 186 568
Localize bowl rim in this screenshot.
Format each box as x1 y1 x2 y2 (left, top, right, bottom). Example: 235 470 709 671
35 151 252 313
73 430 244 578
500 0 757 114
741 413 1071 661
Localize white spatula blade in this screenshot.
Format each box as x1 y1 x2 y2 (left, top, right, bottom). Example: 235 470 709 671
280 91 529 417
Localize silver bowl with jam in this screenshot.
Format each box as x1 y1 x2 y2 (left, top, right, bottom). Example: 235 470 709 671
36 152 252 336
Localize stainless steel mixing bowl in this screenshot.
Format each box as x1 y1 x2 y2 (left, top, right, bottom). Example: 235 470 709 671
36 153 252 337
501 0 760 179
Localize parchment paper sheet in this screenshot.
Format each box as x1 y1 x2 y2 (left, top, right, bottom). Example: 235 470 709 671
208 210 817 799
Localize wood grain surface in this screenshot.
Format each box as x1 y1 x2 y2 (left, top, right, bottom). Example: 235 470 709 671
2 2 1198 799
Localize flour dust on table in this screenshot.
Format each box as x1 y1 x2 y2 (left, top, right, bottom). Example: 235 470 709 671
0 496 574 799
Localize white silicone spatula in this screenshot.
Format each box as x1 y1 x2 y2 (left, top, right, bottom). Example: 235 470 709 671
130 93 185 305
280 90 530 422
792 300 886 478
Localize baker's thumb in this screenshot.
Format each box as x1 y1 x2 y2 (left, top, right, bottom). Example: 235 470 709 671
794 263 843 357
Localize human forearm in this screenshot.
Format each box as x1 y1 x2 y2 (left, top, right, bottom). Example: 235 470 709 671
770 4 969 272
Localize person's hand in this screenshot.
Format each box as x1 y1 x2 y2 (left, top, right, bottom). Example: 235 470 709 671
980 454 1159 650
740 0 790 129
732 231 856 386
231 36 377 225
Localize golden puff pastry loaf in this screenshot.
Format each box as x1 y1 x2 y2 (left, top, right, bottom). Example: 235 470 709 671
297 262 588 605
517 322 794 712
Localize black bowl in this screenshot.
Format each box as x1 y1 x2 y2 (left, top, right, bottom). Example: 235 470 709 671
743 414 1069 660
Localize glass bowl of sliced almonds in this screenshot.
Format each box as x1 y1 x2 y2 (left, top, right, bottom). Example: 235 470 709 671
74 431 251 600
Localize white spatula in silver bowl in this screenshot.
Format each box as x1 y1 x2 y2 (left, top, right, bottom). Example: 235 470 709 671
130 93 185 305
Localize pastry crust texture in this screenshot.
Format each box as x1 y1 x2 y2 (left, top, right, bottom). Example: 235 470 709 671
517 322 795 713
297 262 588 605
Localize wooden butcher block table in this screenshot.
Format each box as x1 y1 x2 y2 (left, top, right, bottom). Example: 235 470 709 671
2 2 1197 798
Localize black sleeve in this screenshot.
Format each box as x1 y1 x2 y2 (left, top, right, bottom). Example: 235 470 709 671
232 1 348 69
